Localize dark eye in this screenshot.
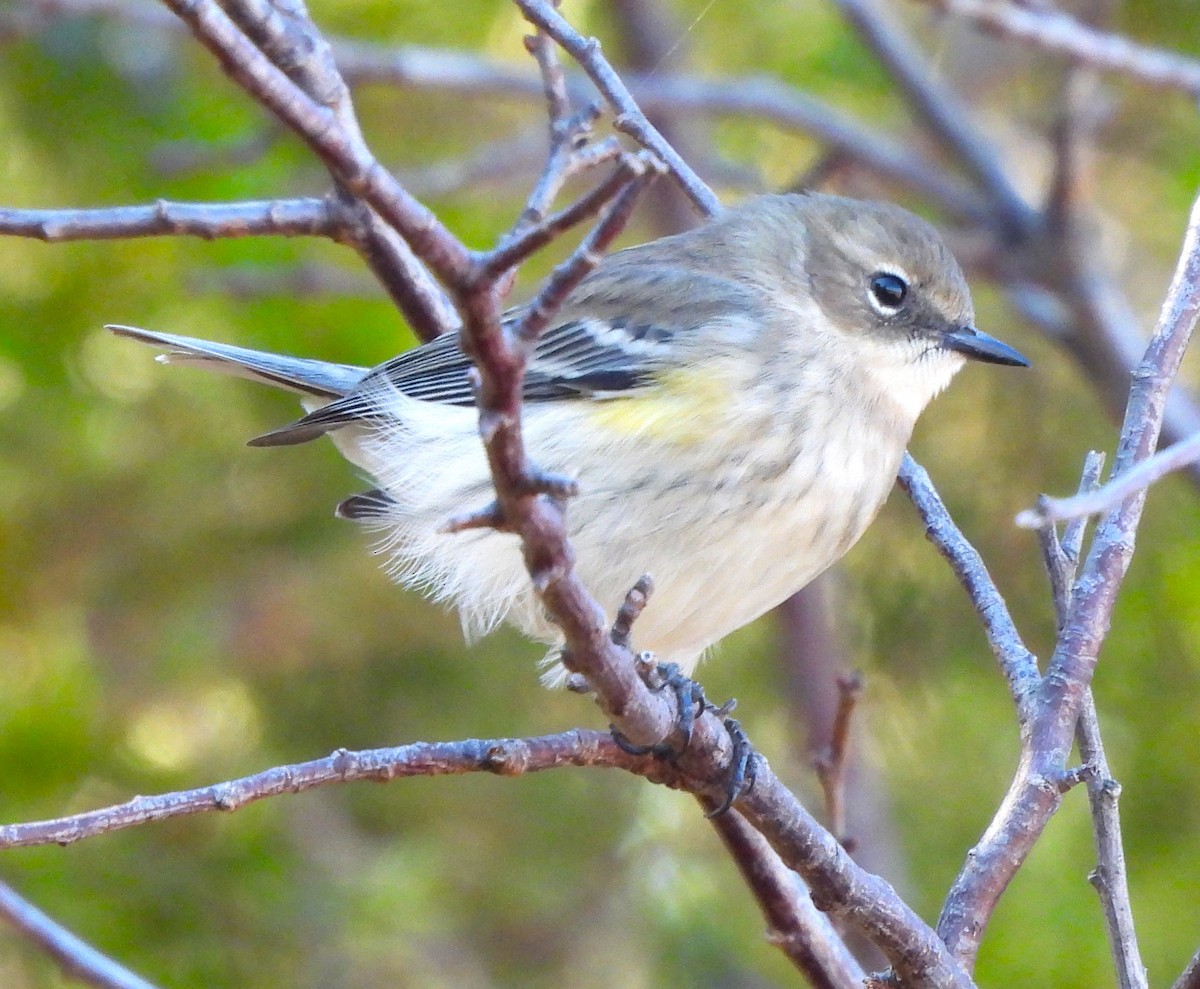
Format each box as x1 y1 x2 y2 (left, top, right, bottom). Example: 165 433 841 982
869 272 908 314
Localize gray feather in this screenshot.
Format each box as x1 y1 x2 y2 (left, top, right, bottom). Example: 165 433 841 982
107 325 368 399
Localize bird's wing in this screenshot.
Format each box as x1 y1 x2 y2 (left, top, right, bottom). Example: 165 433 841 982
249 304 686 447
108 325 369 399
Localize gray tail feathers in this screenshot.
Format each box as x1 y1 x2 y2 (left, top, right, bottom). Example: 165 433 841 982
107 324 369 400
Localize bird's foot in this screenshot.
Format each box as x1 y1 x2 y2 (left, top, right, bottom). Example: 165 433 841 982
610 661 757 816
705 715 757 818
610 660 705 757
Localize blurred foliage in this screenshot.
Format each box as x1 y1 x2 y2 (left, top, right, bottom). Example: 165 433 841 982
0 0 1198 987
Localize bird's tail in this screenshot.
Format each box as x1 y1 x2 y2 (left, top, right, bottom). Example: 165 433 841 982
106 324 368 400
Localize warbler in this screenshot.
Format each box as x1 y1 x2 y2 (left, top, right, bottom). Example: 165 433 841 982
110 192 1027 683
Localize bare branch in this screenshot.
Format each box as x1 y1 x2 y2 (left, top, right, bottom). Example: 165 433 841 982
1172 947 1200 989
0 881 160 989
0 730 645 848
512 0 721 219
219 0 459 339
736 766 977 989
611 575 654 652
1049 188 1200 681
813 673 865 849
1076 696 1149 989
0 197 338 242
897 454 1041 716
161 0 473 289
524 19 572 127
9 0 988 222
920 0 1200 98
514 159 661 346
1032 450 1106 630
1018 431 1200 527
831 0 1036 237
708 810 867 989
480 154 650 281
939 186 1200 971
1061 452 1107 571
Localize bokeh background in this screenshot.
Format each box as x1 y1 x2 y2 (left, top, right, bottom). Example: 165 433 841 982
0 1 1198 986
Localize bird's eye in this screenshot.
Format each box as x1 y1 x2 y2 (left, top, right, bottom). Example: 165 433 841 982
868 272 908 314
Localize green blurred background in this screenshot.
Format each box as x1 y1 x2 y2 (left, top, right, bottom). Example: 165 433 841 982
0 1 1198 986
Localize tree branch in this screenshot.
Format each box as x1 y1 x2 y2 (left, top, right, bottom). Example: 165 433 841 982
831 0 1036 238
512 0 721 219
0 881 161 989
708 809 866 989
813 673 865 849
1017 431 1200 527
938 186 1200 970
160 0 473 289
218 0 458 339
0 197 339 241
1076 695 1148 989
735 767 977 989
0 730 649 848
920 0 1200 98
1171 947 1200 989
897 454 1041 717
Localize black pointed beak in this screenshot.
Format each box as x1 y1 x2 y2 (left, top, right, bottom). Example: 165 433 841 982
941 326 1029 367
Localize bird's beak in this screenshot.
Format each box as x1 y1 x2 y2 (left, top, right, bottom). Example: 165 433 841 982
941 326 1029 367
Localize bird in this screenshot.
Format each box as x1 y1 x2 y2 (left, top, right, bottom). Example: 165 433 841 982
110 192 1028 685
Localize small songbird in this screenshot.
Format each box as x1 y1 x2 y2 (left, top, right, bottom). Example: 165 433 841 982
111 193 1027 683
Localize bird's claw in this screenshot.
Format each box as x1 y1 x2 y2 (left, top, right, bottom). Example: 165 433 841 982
610 662 756 815
705 716 757 817
610 661 704 756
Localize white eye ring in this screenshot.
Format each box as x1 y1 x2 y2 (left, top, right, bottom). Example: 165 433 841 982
868 269 910 316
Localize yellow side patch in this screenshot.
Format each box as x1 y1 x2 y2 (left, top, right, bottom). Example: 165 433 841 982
586 367 734 446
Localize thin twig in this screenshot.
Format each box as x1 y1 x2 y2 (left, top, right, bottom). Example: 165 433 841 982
922 0 1200 98
831 0 1036 238
1034 450 1106 630
0 881 160 989
514 159 660 347
0 197 338 241
897 454 1041 718
1076 696 1148 989
813 673 865 849
938 186 1200 971
0 730 645 848
611 575 654 651
513 0 721 218
708 810 866 989
1018 431 1200 527
1061 452 1107 567
480 154 651 280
